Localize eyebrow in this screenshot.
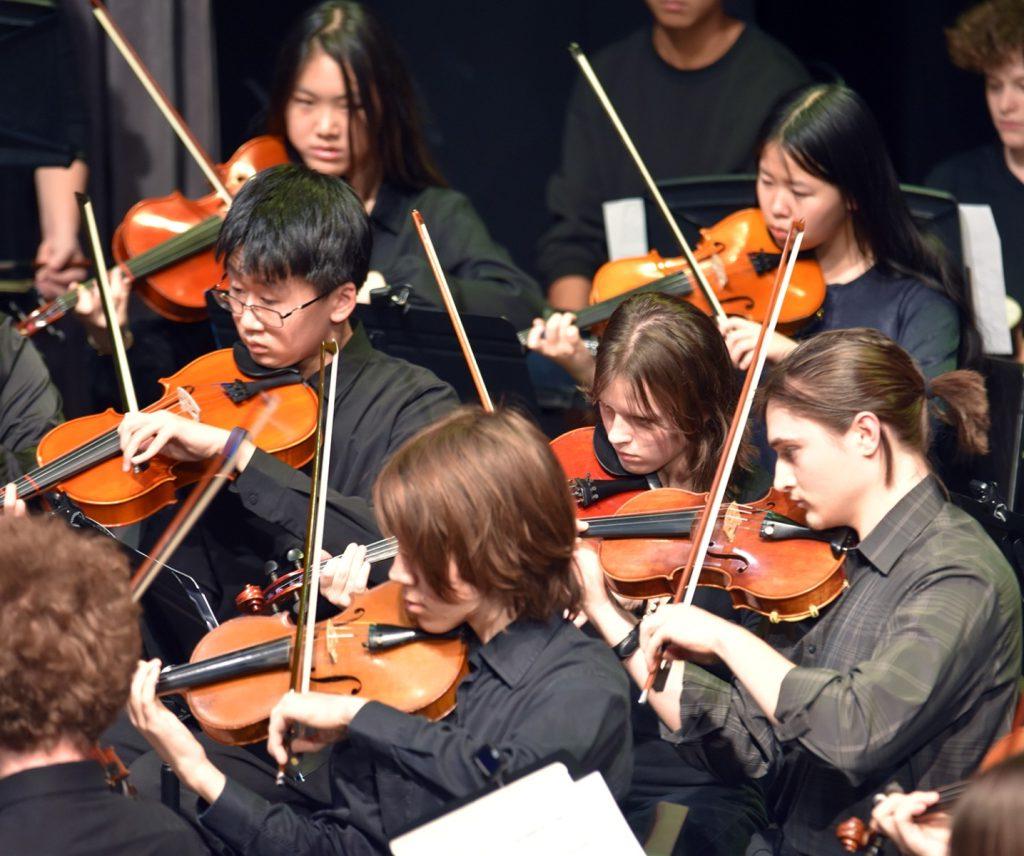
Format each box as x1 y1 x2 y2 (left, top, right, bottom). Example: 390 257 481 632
768 436 796 449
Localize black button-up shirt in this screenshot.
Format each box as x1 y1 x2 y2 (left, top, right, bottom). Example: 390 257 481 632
665 476 1022 855
369 182 545 331
199 613 634 855
0 760 209 855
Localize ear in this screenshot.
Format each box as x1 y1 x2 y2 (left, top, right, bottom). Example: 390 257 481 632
847 410 882 458
327 282 357 325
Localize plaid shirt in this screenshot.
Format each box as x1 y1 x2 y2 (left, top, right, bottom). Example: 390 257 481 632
665 476 1022 855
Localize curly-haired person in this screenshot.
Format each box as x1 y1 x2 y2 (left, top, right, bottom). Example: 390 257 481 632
0 515 209 856
927 0 1024 315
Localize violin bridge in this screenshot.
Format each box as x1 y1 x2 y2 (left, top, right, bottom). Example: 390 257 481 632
176 386 201 422
722 501 742 542
325 623 355 664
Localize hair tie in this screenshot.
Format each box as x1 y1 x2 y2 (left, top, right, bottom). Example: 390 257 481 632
924 380 935 400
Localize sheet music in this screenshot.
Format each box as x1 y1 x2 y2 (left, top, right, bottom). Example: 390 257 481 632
603 197 648 261
390 763 645 856
959 204 1013 355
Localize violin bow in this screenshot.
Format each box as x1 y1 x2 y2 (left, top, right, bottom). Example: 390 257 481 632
411 210 495 412
90 0 232 206
638 218 806 704
568 43 725 322
129 410 274 602
279 339 341 782
76 192 138 414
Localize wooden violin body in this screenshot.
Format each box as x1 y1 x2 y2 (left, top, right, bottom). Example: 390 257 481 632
16 136 289 335
590 208 826 333
26 347 317 526
157 581 469 745
549 427 647 517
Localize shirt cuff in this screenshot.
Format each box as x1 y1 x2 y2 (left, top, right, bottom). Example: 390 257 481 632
348 700 420 758
233 449 296 523
773 666 837 742
198 777 271 853
659 662 732 745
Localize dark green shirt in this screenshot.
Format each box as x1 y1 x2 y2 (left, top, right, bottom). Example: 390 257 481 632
665 476 1022 855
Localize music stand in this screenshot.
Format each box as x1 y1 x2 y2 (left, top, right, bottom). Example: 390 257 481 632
355 288 541 416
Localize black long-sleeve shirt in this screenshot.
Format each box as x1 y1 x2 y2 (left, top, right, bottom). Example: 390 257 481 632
369 182 546 330
537 25 809 286
0 760 209 856
198 613 633 855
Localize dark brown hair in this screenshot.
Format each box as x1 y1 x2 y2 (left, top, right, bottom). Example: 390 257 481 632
588 293 742 491
758 328 989 484
266 1 446 191
373 407 580 621
0 516 139 752
950 753 1024 856
947 0 1024 73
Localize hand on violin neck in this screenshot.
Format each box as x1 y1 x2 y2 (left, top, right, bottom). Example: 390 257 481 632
321 543 371 609
571 531 635 641
525 312 595 386
266 691 367 766
1 483 27 518
118 410 256 471
126 659 226 804
717 315 797 371
869 791 948 856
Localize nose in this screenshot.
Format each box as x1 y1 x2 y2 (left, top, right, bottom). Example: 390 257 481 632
235 299 267 334
768 187 791 219
996 88 1018 116
314 104 341 137
773 458 795 493
605 413 632 448
388 554 414 586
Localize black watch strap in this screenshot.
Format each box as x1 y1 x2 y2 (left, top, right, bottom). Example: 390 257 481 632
612 623 641 661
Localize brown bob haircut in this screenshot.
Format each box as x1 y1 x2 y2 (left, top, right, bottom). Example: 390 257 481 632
757 328 989 485
0 516 139 752
373 407 580 621
951 753 1024 856
947 0 1024 73
588 293 742 490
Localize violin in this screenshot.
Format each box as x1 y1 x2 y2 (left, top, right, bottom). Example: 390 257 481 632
549 427 649 518
14 346 317 526
16 136 289 336
590 208 826 334
583 487 850 622
156 581 468 745
836 697 1024 853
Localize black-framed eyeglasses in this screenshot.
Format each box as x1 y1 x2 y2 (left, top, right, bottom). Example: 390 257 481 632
207 281 328 329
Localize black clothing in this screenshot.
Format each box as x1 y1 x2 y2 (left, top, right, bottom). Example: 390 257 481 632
140 323 458 661
927 143 1024 305
667 477 1022 855
199 613 633 855
538 25 809 285
797 266 960 378
0 316 62 483
0 760 208 856
370 182 545 330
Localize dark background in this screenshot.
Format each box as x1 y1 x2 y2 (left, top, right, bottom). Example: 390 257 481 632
215 0 992 286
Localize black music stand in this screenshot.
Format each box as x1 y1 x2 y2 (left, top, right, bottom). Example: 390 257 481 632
355 288 541 416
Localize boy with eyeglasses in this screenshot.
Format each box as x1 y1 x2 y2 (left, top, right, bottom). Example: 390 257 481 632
117 163 457 658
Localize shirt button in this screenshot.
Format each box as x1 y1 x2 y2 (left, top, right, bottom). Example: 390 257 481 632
807 644 817 655
247 492 259 504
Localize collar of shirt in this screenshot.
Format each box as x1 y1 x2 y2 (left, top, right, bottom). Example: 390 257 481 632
305 319 377 403
854 475 946 575
0 760 108 811
368 181 409 237
471 613 565 689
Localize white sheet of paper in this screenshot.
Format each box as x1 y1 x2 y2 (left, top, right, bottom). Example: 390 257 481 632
603 197 648 261
959 204 1013 355
389 763 645 856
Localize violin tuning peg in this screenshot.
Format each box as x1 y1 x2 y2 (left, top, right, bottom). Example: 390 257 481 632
285 547 304 568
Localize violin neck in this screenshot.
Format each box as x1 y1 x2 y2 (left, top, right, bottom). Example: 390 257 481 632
14 428 124 501
583 508 696 540
515 271 694 344
156 635 291 695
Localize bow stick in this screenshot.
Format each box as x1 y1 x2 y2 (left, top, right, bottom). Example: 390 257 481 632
638 219 806 704
568 43 725 321
411 210 494 412
279 339 341 782
90 0 231 206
